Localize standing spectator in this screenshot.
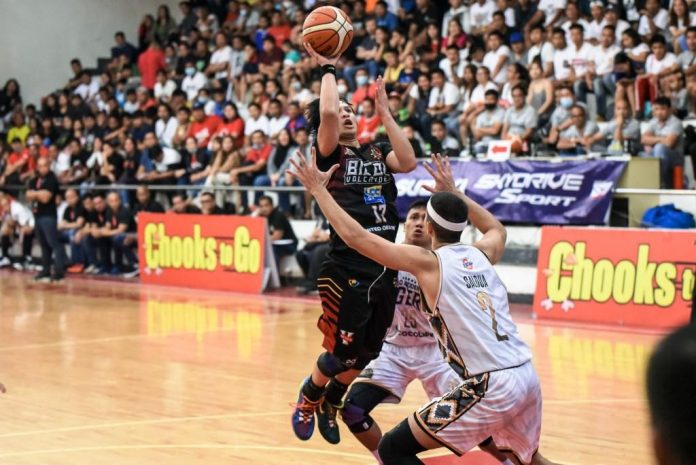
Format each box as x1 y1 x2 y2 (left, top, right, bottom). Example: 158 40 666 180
472 89 505 154
0 192 34 269
58 189 87 273
501 85 538 154
0 79 22 129
26 157 65 282
356 98 381 144
93 192 138 276
187 102 221 148
257 195 297 274
641 97 684 188
137 41 166 90
138 14 155 52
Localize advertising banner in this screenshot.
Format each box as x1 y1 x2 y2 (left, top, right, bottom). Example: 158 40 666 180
137 213 268 293
394 159 627 224
534 226 695 328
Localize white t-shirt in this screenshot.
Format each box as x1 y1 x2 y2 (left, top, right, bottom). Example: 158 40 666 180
210 45 233 79
267 115 290 139
565 42 595 78
561 18 590 44
6 199 34 228
438 58 467 83
646 52 678 75
483 45 511 84
155 117 179 148
54 150 72 174
527 41 555 68
428 82 461 108
468 81 498 110
154 80 177 100
85 150 103 170
586 18 607 42
553 47 571 80
638 10 669 36
630 43 651 59
613 19 631 44
539 0 567 26
155 147 182 172
181 72 208 101
244 115 270 136
594 44 621 76
469 0 496 31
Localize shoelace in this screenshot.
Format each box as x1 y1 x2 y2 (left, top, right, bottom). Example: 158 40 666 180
289 399 318 424
319 401 343 427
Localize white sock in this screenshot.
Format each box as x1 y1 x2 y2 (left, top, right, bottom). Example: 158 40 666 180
502 459 515 465
371 450 383 465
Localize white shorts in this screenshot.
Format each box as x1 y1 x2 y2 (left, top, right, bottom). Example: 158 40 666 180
414 361 542 465
353 342 460 403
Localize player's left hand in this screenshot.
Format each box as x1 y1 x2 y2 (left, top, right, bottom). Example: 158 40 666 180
287 147 339 196
423 153 457 194
375 76 389 119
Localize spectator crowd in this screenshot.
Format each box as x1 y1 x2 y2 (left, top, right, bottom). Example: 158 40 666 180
1 0 696 281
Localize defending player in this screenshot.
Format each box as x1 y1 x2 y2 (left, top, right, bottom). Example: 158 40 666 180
291 42 417 445
290 152 554 465
342 200 508 464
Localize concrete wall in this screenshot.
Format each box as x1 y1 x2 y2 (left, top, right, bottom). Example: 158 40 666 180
0 0 182 106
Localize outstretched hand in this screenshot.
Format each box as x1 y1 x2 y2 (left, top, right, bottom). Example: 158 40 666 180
303 41 340 67
375 76 389 118
287 147 339 196
423 153 457 194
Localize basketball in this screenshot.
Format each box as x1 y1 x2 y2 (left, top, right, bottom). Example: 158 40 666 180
511 139 523 154
302 6 353 58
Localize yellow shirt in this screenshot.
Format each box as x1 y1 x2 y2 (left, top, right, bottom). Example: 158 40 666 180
7 125 30 144
384 65 404 84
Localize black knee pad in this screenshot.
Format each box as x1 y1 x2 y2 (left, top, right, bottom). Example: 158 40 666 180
342 383 390 433
317 352 349 377
378 419 427 465
342 401 375 433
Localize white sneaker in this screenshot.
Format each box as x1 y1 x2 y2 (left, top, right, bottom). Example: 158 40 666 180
0 256 10 267
84 265 98 274
122 269 140 279
12 261 24 271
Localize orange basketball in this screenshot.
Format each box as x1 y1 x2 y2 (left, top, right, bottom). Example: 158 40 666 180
302 6 353 58
511 140 523 154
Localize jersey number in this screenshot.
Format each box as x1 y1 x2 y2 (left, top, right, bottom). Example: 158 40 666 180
372 204 388 224
476 291 509 342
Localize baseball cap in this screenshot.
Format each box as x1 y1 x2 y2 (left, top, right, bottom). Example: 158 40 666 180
510 32 524 43
192 100 206 110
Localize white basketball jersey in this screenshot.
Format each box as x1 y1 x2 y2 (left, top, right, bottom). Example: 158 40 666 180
423 244 531 377
384 270 436 347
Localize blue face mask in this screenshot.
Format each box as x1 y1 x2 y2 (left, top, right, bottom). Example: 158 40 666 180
560 97 574 109
356 75 368 87
185 67 196 76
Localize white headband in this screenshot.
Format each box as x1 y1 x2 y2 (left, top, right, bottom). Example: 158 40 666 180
427 199 468 232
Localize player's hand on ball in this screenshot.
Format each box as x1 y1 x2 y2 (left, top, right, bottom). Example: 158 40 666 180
303 42 340 66
423 153 457 194
287 147 339 195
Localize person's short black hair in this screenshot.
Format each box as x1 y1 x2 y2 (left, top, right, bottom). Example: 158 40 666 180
603 24 616 33
488 30 504 40
427 192 468 244
569 22 585 33
687 25 696 35
446 44 459 52
201 191 214 200
654 96 671 108
258 195 274 206
484 89 499 99
305 97 351 134
430 68 446 79
407 199 428 213
148 145 163 159
115 31 125 38
647 325 696 465
552 27 565 36
71 58 82 66
511 84 527 96
492 10 504 18
650 34 667 46
269 98 282 106
431 119 446 129
262 35 275 44
10 137 22 144
530 23 544 33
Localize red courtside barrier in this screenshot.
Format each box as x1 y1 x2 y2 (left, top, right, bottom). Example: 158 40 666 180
137 213 268 293
534 227 695 329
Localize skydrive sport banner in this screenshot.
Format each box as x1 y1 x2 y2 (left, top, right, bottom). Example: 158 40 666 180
394 159 627 224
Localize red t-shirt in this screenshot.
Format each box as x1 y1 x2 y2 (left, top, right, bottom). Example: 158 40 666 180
356 115 381 144
267 25 292 48
187 115 222 148
8 149 35 173
137 48 166 90
351 83 379 107
213 118 245 148
245 144 272 164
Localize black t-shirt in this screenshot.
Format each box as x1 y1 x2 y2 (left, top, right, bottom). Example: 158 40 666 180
62 203 86 223
30 172 59 218
315 141 397 265
106 153 125 180
134 199 165 214
268 208 297 244
105 206 137 233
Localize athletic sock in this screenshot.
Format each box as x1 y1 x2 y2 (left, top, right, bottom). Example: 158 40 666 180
371 450 383 465
301 376 325 403
501 460 515 465
22 233 33 259
324 379 349 406
1 235 10 257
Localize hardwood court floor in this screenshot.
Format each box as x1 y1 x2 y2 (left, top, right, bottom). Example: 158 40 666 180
0 271 661 465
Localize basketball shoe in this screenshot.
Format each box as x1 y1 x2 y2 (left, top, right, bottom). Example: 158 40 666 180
291 377 319 441
317 398 342 444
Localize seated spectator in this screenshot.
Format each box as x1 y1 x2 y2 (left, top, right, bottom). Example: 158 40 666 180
588 99 641 155
352 68 379 107
426 69 460 137
667 71 692 118
471 89 505 154
428 119 460 156
4 138 35 187
172 107 192 148
232 130 271 213
0 192 34 269
206 32 233 88
178 136 212 190
138 40 166 90
187 102 221 148
551 27 571 85
85 194 109 273
253 128 297 209
483 31 511 86
6 112 30 144
546 85 576 146
244 103 270 141
527 59 555 126
267 99 290 140
501 85 538 154
154 69 177 103
285 102 306 136
282 128 313 218
258 36 283 80
407 73 432 136
458 66 497 143
556 104 602 156
155 103 178 148
133 185 165 214
357 98 381 144
207 135 242 208
56 138 89 185
402 124 426 159
500 63 529 107
199 192 224 215
181 58 208 102
58 189 87 273
635 35 678 119
641 97 684 188
346 18 380 90
527 24 554 77
171 193 202 214
213 103 245 149
136 143 181 186
678 27 696 84
92 192 138 276
509 33 527 65
257 195 297 273
639 0 669 43
374 1 398 32
111 31 138 65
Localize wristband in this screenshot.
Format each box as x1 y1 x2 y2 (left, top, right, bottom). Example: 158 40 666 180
321 64 336 77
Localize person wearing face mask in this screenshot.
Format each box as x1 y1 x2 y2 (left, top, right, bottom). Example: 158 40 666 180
336 78 351 101
545 86 577 146
351 69 378 107
181 58 208 102
471 89 505 154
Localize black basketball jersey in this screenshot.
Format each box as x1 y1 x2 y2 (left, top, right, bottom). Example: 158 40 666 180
316 141 398 265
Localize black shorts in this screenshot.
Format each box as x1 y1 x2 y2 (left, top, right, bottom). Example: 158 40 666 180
316 258 397 366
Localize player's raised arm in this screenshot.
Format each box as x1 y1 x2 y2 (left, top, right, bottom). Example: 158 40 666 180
288 149 435 275
424 154 507 264
304 43 341 157
375 77 416 173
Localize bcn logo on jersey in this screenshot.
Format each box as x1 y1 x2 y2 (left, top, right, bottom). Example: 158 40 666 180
474 173 584 207
345 159 390 185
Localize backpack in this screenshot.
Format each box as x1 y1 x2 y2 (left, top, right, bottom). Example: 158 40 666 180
641 204 696 229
